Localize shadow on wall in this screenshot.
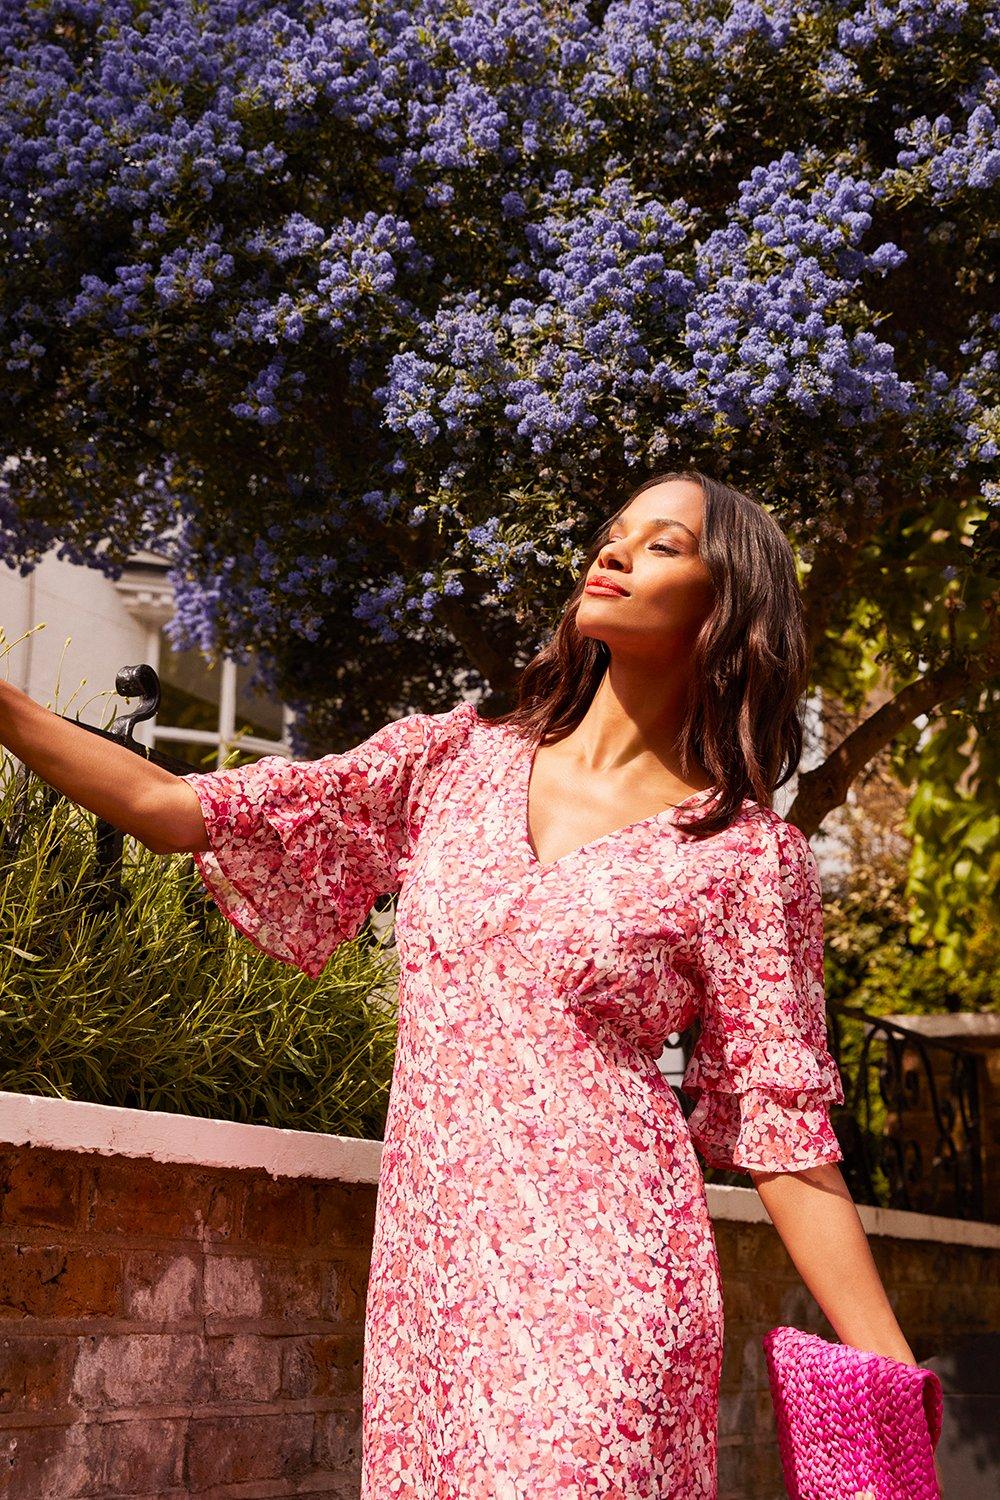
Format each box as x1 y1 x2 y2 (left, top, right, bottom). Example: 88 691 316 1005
924 1332 1000 1499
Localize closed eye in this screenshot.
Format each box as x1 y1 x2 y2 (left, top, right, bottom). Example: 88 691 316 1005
607 533 679 556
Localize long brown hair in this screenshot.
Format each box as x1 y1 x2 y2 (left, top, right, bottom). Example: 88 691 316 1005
481 468 809 838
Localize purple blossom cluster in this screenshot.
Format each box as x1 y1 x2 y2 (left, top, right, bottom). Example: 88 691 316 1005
580 0 815 101
0 0 996 676
818 1 978 98
679 153 911 425
378 177 692 464
892 81 1000 201
165 508 345 657
952 313 1000 465
65 237 236 341
835 0 970 51
252 209 429 333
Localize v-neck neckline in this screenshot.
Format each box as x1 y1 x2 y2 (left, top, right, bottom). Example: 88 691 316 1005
512 725 718 872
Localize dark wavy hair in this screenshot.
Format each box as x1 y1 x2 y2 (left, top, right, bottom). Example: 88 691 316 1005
481 468 810 839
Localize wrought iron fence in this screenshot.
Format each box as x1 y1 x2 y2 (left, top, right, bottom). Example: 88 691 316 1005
684 1006 988 1223
0 662 204 923
827 1005 984 1222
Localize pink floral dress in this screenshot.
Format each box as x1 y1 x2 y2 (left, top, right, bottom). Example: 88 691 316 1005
181 700 845 1498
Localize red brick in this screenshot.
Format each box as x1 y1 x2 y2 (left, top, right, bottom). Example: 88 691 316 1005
312 1405 364 1472
94 1416 186 1494
732 1222 794 1277
240 1175 312 1246
122 1250 199 1323
0 1422 95 1499
202 1255 262 1320
0 1153 83 1231
203 1253 326 1322
0 1335 73 1412
205 1333 283 1402
716 1433 747 1500
321 1255 369 1322
0 1247 120 1319
87 1159 237 1240
185 1412 313 1489
312 1182 378 1247
70 1333 210 1408
717 1327 757 1395
771 1280 820 1328
749 1435 786 1495
973 1247 1000 1285
281 1333 365 1400
718 1386 755 1440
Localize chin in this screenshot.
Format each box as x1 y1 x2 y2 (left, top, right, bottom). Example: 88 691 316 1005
573 620 610 652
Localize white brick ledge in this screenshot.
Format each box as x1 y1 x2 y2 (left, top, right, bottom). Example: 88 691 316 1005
703 1180 1000 1250
1 1089 997 1250
0 1088 381 1185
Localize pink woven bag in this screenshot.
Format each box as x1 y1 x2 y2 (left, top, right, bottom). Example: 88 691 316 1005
762 1325 944 1500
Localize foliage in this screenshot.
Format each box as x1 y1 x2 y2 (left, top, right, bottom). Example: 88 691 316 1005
823 842 999 1016
0 0 996 758
895 711 1000 984
0 748 402 1135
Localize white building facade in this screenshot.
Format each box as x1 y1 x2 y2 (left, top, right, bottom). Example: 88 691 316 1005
1 545 294 770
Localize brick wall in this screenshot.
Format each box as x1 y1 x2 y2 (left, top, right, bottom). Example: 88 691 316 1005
713 1209 1000 1499
0 1146 373 1498
1 1096 997 1499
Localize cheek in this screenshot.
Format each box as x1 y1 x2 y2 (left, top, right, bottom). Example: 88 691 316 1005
646 572 713 624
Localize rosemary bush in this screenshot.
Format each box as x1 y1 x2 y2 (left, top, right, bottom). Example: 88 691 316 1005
0 751 401 1140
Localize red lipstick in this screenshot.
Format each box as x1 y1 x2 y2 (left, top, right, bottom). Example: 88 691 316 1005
585 578 629 597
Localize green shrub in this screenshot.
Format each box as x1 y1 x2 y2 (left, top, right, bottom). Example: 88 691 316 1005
0 751 401 1140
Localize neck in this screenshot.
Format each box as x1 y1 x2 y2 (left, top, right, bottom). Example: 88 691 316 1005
569 663 708 783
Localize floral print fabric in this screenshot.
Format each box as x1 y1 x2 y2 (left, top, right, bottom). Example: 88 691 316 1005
181 701 844 1498
680 817 846 1173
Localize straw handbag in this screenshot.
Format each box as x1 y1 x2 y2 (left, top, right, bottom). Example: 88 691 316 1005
762 1325 944 1500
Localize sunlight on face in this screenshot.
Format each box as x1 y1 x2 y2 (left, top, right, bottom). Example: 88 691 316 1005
575 479 714 661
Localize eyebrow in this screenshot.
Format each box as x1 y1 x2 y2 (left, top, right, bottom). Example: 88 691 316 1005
606 515 699 544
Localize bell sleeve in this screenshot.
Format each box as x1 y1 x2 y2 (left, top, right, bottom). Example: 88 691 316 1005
681 817 845 1174
178 699 477 981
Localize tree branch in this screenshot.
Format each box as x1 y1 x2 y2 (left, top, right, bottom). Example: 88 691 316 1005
788 629 1000 837
436 589 526 707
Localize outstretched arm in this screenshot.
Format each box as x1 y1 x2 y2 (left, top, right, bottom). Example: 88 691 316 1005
0 679 208 854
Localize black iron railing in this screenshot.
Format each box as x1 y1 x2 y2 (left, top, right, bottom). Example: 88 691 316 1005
681 1005 987 1222
827 1005 984 1222
0 663 203 918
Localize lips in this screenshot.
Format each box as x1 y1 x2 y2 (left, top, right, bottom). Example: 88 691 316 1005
586 578 629 597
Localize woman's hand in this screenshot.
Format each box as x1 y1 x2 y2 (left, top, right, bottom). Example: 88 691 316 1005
0 679 190 851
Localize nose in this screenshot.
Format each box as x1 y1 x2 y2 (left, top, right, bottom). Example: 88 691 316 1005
596 539 630 572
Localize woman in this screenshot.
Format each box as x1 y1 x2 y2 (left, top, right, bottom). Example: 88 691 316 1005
0 469 928 1497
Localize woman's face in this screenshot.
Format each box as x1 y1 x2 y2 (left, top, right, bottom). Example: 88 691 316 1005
575 478 715 661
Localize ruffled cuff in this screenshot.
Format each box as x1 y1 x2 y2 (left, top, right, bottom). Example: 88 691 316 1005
183 766 351 979
682 1028 843 1096
684 1087 844 1173
682 1032 845 1174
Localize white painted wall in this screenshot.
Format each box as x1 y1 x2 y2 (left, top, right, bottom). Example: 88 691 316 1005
0 545 292 764
0 548 151 729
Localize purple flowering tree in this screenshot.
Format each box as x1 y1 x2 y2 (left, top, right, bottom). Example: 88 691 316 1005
1 0 997 835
